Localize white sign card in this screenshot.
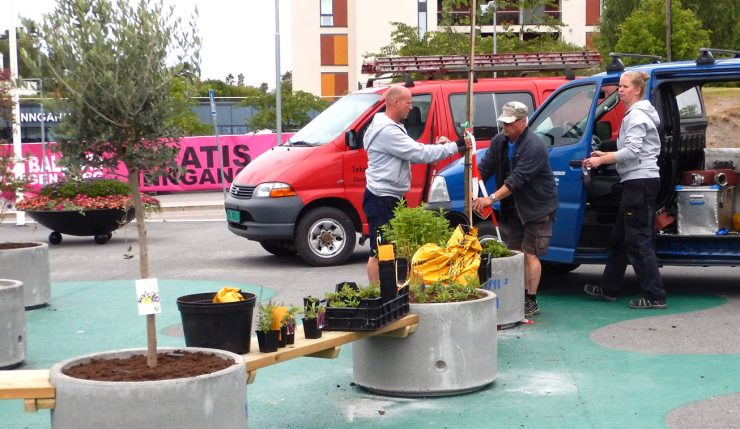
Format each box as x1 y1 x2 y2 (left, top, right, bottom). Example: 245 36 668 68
135 278 161 315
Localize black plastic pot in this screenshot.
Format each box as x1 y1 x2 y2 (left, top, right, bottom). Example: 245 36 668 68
303 317 322 339
479 253 492 283
278 325 288 348
396 258 409 284
256 330 279 353
379 260 397 301
176 291 256 354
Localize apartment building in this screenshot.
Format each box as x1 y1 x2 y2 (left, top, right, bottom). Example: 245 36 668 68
291 0 602 99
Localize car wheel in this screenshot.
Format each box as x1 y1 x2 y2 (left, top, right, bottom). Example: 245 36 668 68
295 207 356 266
259 240 297 256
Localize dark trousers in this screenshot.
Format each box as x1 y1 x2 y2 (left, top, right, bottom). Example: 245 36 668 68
602 178 666 301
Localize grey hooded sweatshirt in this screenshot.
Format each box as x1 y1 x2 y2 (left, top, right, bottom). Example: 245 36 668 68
614 99 661 182
364 112 461 198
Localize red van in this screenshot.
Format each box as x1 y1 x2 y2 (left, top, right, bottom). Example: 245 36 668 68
225 53 599 266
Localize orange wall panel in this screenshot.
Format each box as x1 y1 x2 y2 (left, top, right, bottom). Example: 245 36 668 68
586 0 601 26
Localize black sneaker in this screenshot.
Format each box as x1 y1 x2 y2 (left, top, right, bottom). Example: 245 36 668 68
629 298 667 309
583 284 617 302
525 297 540 317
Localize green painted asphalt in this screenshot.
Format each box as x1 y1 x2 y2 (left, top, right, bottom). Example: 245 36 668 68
2 281 736 429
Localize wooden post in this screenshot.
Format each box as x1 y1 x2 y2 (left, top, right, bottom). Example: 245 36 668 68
464 2 477 225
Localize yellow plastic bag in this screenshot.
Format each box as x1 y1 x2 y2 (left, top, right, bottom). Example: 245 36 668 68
212 287 244 303
410 225 482 285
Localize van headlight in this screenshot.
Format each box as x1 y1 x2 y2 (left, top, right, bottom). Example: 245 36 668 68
253 182 298 198
427 175 450 203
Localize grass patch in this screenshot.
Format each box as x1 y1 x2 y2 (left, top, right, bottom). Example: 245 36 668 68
703 87 740 98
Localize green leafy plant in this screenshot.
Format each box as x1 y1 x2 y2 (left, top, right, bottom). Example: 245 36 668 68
256 300 277 333
481 239 513 258
325 283 380 308
283 304 302 326
303 301 320 319
381 201 453 260
410 276 483 304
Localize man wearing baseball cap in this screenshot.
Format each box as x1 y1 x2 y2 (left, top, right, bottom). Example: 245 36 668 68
472 101 558 317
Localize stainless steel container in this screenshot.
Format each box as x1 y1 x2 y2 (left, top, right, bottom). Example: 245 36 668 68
676 185 735 235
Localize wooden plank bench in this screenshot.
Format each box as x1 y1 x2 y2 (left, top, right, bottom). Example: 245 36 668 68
0 314 419 412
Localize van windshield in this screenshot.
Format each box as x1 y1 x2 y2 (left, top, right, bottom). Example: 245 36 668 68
287 93 382 146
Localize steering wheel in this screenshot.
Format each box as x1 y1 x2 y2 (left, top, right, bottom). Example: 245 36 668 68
562 121 581 138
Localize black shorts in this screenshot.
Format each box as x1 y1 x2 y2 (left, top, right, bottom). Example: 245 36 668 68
362 189 401 255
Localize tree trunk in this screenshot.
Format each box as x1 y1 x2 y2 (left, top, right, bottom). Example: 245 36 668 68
128 168 157 367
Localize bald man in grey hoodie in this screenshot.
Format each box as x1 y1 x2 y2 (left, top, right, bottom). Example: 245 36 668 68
363 85 470 283
583 71 667 310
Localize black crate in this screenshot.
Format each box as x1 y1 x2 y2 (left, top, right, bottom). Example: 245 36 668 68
324 286 410 331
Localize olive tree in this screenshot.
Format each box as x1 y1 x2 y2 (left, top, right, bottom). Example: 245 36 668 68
37 0 200 366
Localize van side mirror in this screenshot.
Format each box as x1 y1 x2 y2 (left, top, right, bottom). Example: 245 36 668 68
345 130 360 150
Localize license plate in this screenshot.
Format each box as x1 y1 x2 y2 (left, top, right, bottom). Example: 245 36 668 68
226 209 241 223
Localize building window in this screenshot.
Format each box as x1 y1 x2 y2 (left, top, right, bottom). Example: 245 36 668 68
418 0 427 38
320 0 347 28
320 34 348 66
321 72 349 99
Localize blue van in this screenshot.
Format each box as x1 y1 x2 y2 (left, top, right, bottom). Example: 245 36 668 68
427 49 740 272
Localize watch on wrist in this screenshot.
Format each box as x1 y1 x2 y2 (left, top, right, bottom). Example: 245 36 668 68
489 193 496 201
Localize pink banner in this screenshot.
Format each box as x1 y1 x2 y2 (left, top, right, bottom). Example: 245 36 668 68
16 133 292 193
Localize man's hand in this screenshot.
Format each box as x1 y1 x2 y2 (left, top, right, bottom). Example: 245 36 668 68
472 197 492 213
436 136 451 144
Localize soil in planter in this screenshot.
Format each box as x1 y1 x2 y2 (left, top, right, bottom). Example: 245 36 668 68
62 350 234 382
0 243 39 250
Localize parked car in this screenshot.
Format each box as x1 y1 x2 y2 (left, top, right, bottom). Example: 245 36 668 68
224 52 601 266
427 48 740 273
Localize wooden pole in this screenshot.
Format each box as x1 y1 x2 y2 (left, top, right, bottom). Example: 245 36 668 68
464 2 477 225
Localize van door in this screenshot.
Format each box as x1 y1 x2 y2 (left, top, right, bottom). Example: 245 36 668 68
529 82 602 263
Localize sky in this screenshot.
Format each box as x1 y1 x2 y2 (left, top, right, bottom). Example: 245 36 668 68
1 0 293 89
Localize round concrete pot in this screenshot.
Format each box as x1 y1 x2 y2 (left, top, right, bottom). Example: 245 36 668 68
0 279 26 369
481 251 525 328
352 289 497 397
0 241 51 309
50 347 247 429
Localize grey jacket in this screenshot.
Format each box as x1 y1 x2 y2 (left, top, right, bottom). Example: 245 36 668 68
364 112 460 198
615 99 661 182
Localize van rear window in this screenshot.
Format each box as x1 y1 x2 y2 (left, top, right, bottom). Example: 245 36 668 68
449 92 535 140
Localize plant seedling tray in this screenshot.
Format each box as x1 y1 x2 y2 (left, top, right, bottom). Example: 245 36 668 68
324 286 409 331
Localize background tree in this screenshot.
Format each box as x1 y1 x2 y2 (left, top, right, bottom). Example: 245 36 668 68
242 72 327 132
596 0 737 60
36 0 200 366
614 0 710 61
681 0 739 50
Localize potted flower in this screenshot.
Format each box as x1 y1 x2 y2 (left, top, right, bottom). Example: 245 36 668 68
15 177 160 245
282 305 302 345
255 300 279 353
353 208 498 397
302 300 323 340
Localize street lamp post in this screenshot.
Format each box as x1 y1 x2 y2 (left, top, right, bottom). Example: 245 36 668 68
483 1 498 77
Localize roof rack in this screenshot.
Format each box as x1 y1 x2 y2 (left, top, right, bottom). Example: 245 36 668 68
361 51 601 76
696 47 740 65
606 53 662 73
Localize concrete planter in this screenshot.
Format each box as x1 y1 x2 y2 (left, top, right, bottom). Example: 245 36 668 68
352 289 497 397
50 347 247 429
0 241 51 309
481 251 525 328
0 279 26 369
